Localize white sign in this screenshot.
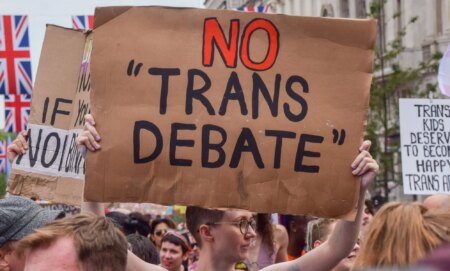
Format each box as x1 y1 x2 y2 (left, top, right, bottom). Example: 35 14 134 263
400 98 450 195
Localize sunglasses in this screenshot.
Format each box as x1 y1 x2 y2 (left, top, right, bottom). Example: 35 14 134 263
154 229 168 237
207 219 257 236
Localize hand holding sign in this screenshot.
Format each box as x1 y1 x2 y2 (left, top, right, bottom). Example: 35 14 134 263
76 114 101 152
351 140 379 191
7 131 29 163
84 6 377 217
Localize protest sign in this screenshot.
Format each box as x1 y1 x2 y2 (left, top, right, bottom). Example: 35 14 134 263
400 98 450 195
39 201 81 216
86 6 376 218
7 25 91 205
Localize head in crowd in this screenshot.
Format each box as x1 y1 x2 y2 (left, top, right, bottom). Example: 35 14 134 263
186 206 256 265
361 199 375 238
16 213 128 271
0 196 64 271
284 215 312 259
306 218 359 271
150 217 177 249
127 233 160 265
129 212 151 237
353 202 450 268
106 211 137 235
423 193 450 213
179 229 199 268
160 231 191 271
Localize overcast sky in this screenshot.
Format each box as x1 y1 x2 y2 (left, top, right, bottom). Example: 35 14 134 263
0 0 205 77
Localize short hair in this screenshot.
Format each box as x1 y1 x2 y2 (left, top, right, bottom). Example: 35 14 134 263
127 233 159 264
185 206 225 247
150 217 176 235
17 213 128 271
128 212 151 237
354 202 450 268
161 231 191 254
106 211 136 235
305 218 336 252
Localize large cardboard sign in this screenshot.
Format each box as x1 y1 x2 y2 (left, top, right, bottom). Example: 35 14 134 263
400 98 450 195
86 7 376 217
7 25 91 205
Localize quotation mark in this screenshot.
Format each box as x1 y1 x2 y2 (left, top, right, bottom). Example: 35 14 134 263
332 129 346 145
127 59 143 76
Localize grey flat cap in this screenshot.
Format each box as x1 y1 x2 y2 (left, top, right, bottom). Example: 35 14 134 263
0 196 63 247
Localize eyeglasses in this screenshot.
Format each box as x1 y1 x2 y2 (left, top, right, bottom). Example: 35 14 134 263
207 219 257 235
155 229 168 237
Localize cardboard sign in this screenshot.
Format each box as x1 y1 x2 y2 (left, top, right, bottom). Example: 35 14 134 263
86 7 376 217
7 25 91 206
400 98 450 195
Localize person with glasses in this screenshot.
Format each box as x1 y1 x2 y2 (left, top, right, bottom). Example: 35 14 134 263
150 218 177 250
71 114 379 271
184 140 378 271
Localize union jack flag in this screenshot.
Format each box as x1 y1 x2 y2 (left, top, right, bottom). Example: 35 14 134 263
0 139 7 173
237 5 271 13
72 15 94 30
0 15 33 95
4 94 30 132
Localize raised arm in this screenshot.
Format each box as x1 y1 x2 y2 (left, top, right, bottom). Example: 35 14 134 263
76 114 167 271
7 130 28 163
261 140 378 271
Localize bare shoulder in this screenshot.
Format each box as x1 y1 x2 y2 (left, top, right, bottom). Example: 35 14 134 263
274 224 288 244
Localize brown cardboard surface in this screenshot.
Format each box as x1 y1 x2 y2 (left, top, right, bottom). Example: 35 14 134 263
81 7 376 218
7 25 91 206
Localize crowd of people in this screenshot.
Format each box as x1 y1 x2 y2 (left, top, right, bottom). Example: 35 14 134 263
0 115 449 271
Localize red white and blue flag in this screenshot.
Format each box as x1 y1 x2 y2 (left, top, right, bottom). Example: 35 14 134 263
0 139 7 173
0 15 33 95
4 94 30 132
0 139 8 173
72 15 94 30
237 5 270 13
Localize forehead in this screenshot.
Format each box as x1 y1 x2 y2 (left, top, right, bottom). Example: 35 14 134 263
155 222 169 230
161 241 182 251
25 237 80 271
222 209 253 221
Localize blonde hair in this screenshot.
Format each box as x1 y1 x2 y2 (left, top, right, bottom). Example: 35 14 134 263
305 218 336 251
353 202 450 269
17 213 128 271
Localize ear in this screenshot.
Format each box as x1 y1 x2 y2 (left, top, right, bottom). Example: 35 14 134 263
0 249 11 271
313 240 322 249
198 224 214 243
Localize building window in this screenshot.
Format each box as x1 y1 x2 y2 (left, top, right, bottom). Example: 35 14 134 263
436 0 443 34
340 0 350 17
321 4 335 17
396 0 402 35
355 0 367 18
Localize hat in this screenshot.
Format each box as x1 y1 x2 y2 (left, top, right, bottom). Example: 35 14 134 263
0 196 63 247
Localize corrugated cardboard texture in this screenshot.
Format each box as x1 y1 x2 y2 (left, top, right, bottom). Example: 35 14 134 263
8 25 91 206
86 7 377 218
